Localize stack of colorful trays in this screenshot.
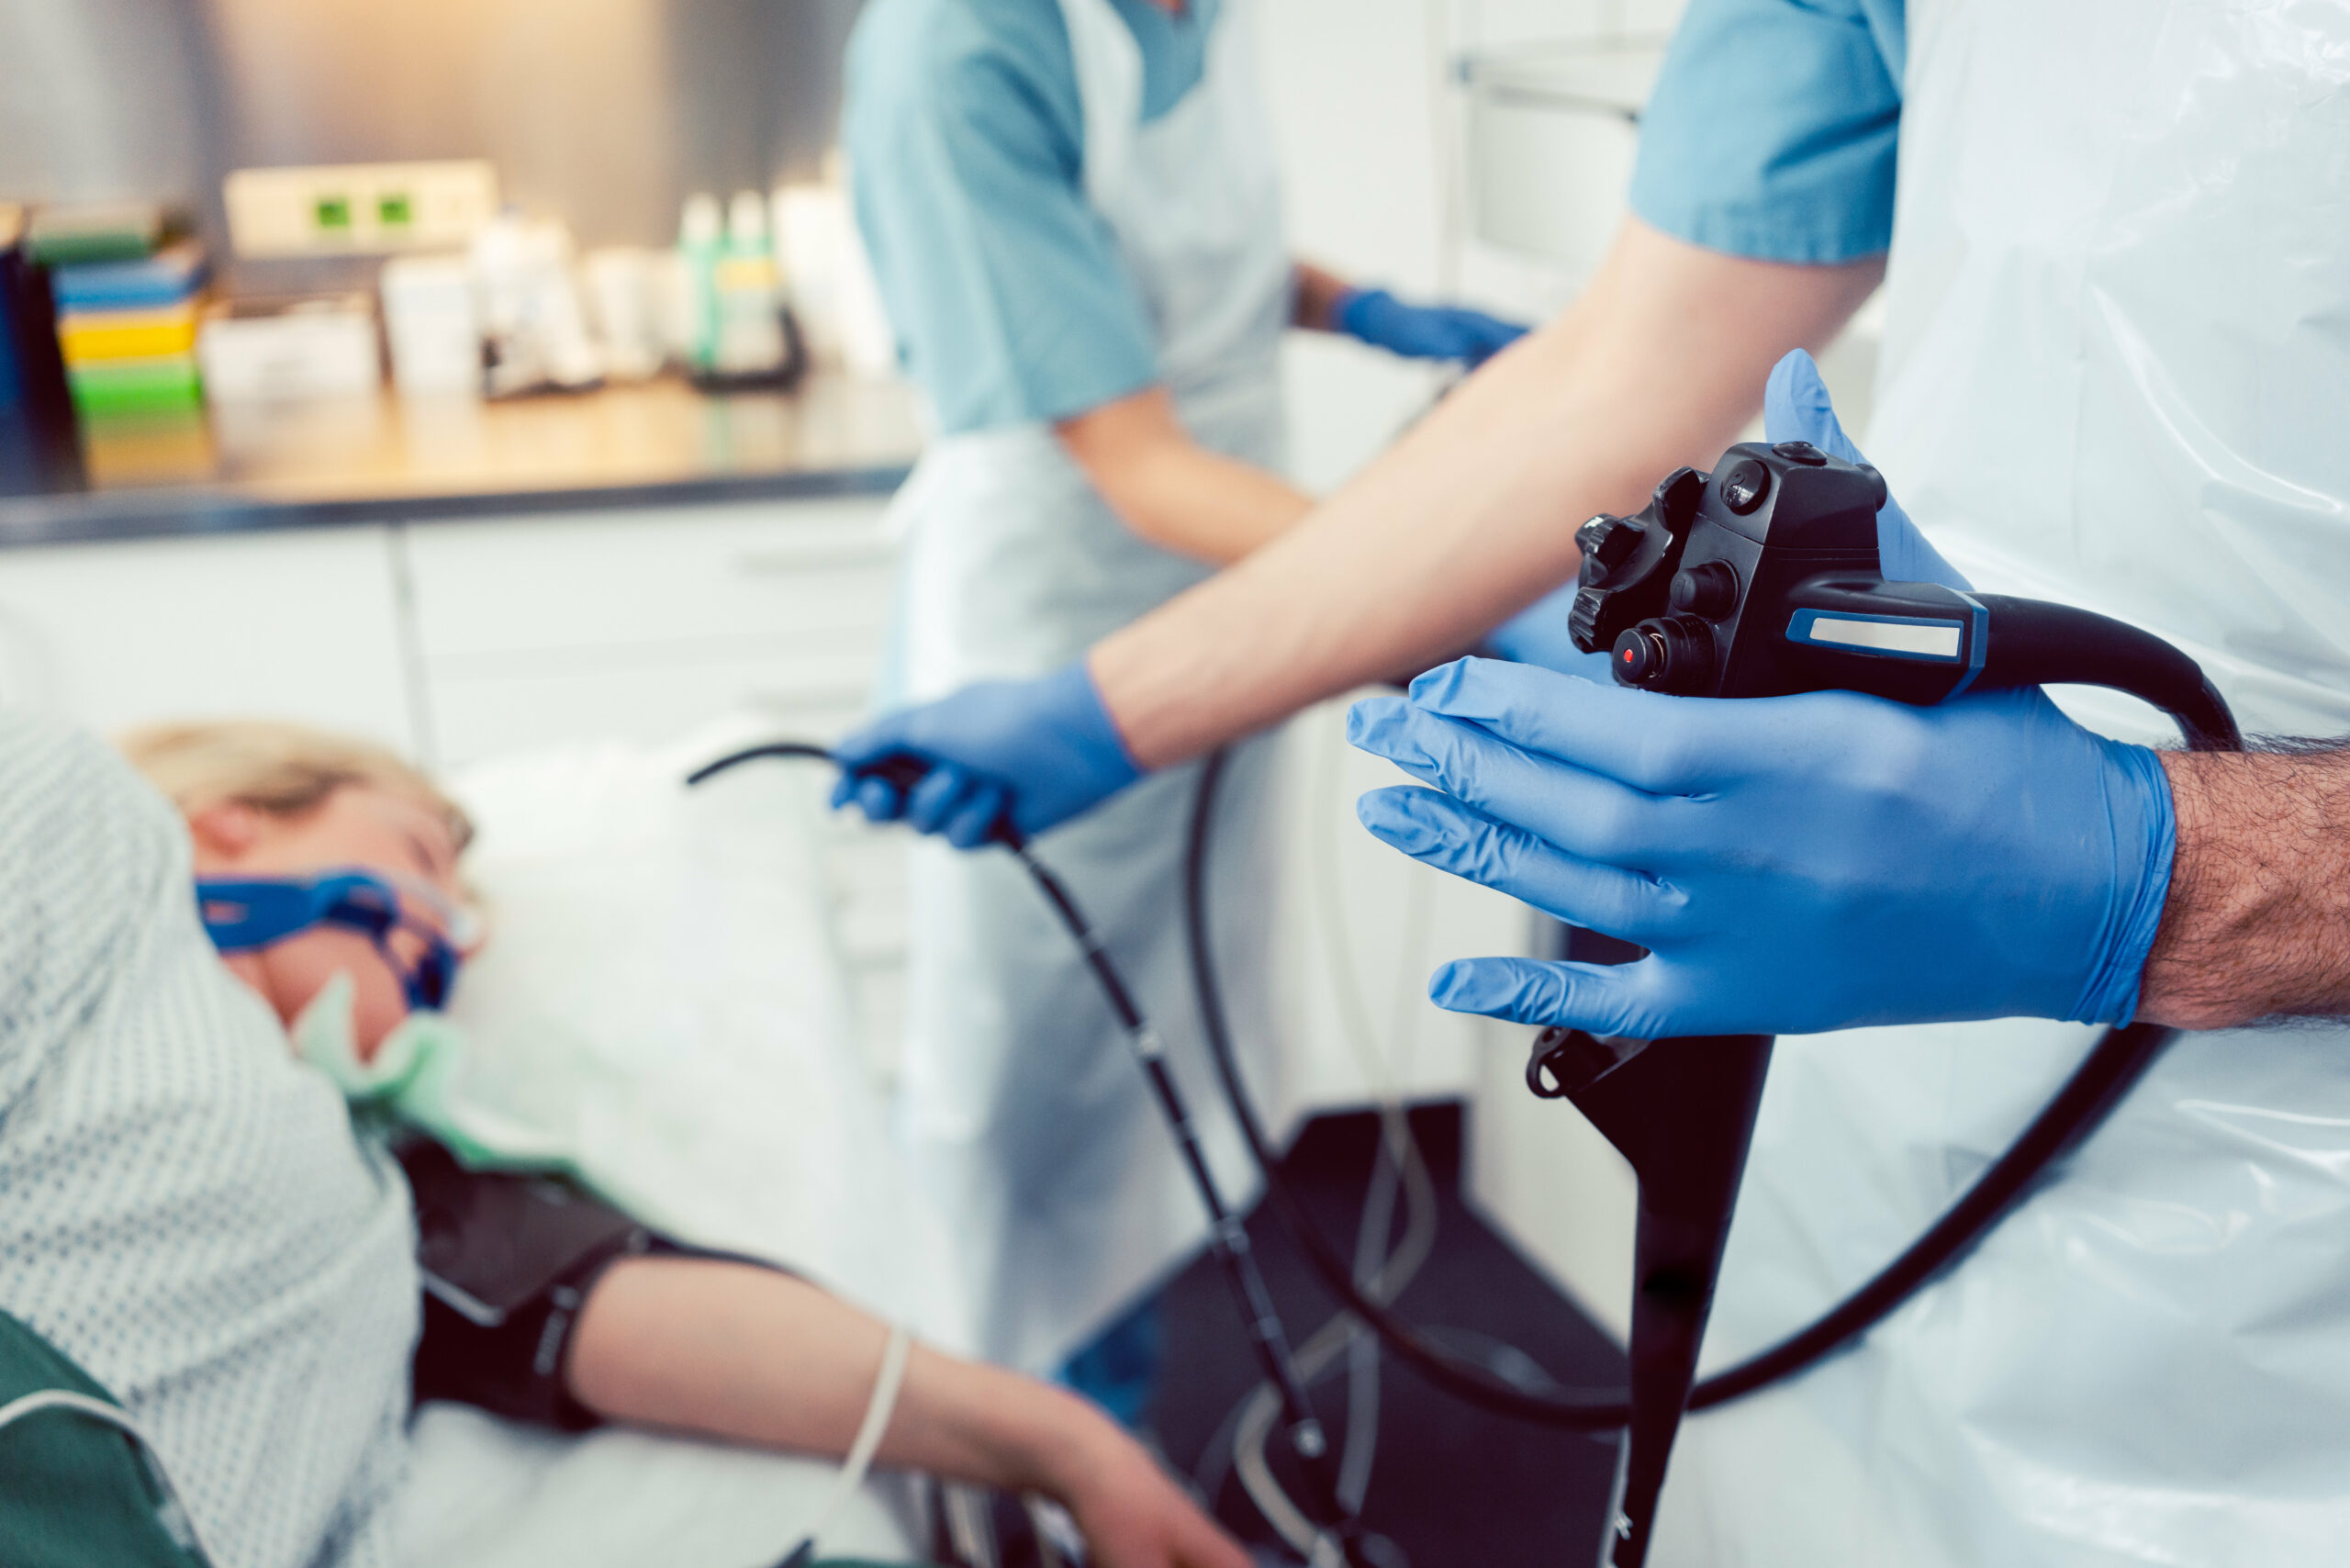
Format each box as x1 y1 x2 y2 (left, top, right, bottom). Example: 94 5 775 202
31 206 209 418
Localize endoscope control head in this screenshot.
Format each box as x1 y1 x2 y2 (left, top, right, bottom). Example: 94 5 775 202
1568 441 1993 706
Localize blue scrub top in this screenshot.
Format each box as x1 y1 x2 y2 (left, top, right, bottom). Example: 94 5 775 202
845 0 1226 436
1630 0 1907 264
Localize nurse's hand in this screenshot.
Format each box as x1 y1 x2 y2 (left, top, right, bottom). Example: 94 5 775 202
832 662 1142 847
1350 659 2176 1039
1336 286 1528 367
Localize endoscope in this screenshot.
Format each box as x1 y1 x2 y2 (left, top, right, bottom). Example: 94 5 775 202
693 437 2241 1568
1520 437 2242 1566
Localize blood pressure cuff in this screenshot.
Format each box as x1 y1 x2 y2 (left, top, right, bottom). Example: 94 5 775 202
397 1137 778 1432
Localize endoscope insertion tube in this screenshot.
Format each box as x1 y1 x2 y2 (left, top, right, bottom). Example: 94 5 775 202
685 741 1386 1568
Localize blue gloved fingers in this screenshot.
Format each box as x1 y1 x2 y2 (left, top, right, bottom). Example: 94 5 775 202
1426 956 1661 1039
904 764 976 834
1348 698 1694 869
1479 578 1615 676
853 774 906 822
942 783 1009 849
1762 349 1868 467
1398 657 1761 796
1357 785 1683 942
1762 349 1968 591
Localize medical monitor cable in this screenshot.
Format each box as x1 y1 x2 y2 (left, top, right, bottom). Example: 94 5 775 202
1208 714 1442 1546
685 742 1389 1568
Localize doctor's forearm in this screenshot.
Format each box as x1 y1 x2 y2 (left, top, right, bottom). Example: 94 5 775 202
2135 745 2350 1030
1087 219 1885 767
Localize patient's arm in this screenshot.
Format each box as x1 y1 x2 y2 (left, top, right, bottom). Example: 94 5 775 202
567 1257 1248 1568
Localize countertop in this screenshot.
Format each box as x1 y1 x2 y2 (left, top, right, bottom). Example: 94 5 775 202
0 373 925 547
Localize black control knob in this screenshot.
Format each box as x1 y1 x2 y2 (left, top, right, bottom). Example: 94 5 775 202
1770 440 1828 466
1668 561 1740 620
1611 615 1718 694
1719 459 1771 515
1575 513 1645 582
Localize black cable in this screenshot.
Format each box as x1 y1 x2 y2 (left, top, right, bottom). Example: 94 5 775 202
1975 598 2242 752
1182 746 2185 1428
687 741 1382 1565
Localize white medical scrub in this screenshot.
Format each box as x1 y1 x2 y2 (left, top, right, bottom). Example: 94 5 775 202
845 0 1290 1375
0 711 420 1568
1630 2 2350 1563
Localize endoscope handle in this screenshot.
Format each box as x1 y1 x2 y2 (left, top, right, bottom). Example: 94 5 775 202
1776 580 2243 752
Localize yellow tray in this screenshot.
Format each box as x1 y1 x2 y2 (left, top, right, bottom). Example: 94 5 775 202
60 305 200 363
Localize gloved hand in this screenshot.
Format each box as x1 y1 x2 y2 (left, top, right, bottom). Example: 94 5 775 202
1349 659 2176 1037
1478 578 1617 679
1763 347 1966 590
1336 287 1528 367
1348 352 2174 1038
832 662 1142 847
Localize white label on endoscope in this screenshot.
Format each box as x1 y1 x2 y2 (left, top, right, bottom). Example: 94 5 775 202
1802 616 1962 658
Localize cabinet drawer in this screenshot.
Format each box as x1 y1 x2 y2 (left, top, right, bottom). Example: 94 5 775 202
404 498 898 665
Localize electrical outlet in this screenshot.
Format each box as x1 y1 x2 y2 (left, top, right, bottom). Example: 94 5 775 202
224 162 499 259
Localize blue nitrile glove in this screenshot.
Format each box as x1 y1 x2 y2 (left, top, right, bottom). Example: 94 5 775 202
1765 348 1965 590
1336 287 1528 367
1480 578 1617 679
831 663 1142 848
1348 352 2173 1037
1348 659 2177 1038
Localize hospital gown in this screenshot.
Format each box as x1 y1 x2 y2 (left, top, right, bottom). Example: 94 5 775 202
0 711 419 1568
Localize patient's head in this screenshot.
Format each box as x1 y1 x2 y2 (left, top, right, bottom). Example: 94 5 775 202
120 721 476 1059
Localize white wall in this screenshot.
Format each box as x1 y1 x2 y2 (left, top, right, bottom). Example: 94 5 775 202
1248 0 1695 1333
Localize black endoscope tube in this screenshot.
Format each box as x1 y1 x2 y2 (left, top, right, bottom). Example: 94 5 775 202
686 743 1376 1564
1975 598 2241 751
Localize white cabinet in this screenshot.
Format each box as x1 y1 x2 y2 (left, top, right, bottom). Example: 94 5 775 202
0 526 420 751
398 498 897 767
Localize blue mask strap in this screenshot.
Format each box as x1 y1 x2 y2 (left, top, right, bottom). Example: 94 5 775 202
196 872 459 1009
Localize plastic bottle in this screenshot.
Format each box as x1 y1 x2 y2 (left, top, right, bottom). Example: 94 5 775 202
677 193 724 374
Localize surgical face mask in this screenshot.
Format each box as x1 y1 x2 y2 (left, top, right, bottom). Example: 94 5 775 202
291 972 573 1171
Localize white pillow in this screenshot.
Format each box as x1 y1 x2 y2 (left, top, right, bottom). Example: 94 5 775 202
438 715 972 1351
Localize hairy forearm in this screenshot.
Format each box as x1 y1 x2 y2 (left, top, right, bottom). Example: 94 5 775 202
1089 219 1883 767
1056 387 1314 565
2137 744 2350 1029
566 1259 1121 1500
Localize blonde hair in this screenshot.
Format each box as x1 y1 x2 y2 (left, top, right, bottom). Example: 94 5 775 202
118 720 474 850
